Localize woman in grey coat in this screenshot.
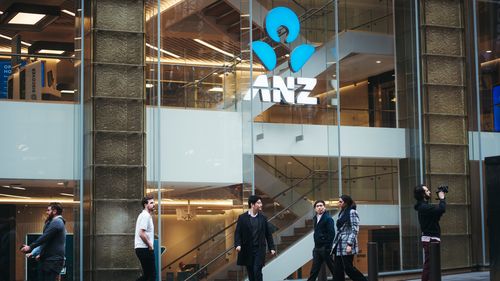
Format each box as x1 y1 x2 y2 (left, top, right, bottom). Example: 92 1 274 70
331 195 367 281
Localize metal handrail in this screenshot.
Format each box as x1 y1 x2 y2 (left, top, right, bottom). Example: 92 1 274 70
347 13 393 32
290 156 313 172
162 166 328 271
255 156 289 180
183 172 334 281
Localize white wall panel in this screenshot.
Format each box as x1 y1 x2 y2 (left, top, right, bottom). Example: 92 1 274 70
0 101 77 179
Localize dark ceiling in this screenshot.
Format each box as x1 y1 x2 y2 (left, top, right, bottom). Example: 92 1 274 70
0 0 75 53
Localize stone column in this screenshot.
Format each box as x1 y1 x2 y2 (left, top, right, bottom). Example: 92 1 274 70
419 0 471 269
83 0 145 280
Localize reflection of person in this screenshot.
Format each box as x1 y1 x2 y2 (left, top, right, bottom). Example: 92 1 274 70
234 195 275 281
20 202 67 281
134 195 156 281
332 195 367 281
307 200 336 281
0 217 14 281
178 261 197 272
414 184 446 281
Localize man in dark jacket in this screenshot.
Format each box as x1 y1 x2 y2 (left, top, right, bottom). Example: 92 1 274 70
307 200 336 281
234 195 275 281
414 184 446 281
21 202 66 281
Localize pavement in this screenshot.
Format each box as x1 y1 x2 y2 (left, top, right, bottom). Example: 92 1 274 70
405 271 490 281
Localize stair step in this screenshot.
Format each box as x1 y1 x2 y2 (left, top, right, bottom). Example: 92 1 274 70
227 270 244 278
294 227 311 235
281 235 300 242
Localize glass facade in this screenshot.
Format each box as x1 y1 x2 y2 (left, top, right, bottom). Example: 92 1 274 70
0 0 497 280
0 0 84 280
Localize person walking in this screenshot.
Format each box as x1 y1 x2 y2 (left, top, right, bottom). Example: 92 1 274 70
134 195 156 281
307 200 336 281
20 202 67 281
331 195 367 281
234 195 276 281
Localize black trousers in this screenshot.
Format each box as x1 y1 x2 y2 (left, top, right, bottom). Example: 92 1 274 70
332 255 367 281
246 248 265 281
135 248 156 281
422 239 440 281
40 260 64 281
307 247 335 281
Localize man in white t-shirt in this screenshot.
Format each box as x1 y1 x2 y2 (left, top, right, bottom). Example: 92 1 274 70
134 195 155 281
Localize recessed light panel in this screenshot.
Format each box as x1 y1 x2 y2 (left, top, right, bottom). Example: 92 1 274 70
8 12 45 25
38 49 65 54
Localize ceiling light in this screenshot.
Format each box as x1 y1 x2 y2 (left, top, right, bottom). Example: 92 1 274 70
0 4 59 31
145 43 180 58
10 186 26 190
28 41 73 55
194 39 238 59
0 198 79 204
162 199 234 206
57 182 64 185
60 90 75 94
1 185 10 188
0 33 30 47
0 193 30 199
208 87 224 92
61 10 75 17
59 193 74 197
486 50 492 53
0 33 12 40
38 49 65 54
146 83 154 88
376 60 382 64
8 12 45 25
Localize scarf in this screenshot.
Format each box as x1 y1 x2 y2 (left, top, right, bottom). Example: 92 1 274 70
336 207 352 231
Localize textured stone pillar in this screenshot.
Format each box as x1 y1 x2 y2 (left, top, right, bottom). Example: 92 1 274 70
419 0 471 269
83 0 145 280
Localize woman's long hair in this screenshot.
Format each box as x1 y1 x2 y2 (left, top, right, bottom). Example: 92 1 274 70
340 194 356 210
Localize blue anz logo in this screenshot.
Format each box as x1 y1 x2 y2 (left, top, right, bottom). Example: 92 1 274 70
246 7 318 105
252 7 315 72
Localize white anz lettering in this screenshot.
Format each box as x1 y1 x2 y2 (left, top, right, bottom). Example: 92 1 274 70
296 77 317 105
244 75 319 105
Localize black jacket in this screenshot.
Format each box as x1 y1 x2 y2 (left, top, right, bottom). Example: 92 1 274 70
313 212 335 249
234 212 275 266
414 199 446 237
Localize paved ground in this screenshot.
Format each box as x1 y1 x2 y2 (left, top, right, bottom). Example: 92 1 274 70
295 271 490 281
405 271 490 281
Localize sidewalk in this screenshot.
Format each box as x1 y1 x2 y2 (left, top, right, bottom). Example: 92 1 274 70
405 271 490 281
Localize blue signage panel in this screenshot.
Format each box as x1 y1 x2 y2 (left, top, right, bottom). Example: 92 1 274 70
0 60 12 99
493 85 500 132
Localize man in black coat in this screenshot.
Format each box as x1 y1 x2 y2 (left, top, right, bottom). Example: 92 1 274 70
20 202 67 281
234 195 275 281
307 200 336 281
414 184 446 281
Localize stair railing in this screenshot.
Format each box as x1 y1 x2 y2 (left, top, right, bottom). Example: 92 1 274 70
182 170 334 281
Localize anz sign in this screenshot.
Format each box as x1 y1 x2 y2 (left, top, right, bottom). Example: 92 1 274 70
246 7 318 105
